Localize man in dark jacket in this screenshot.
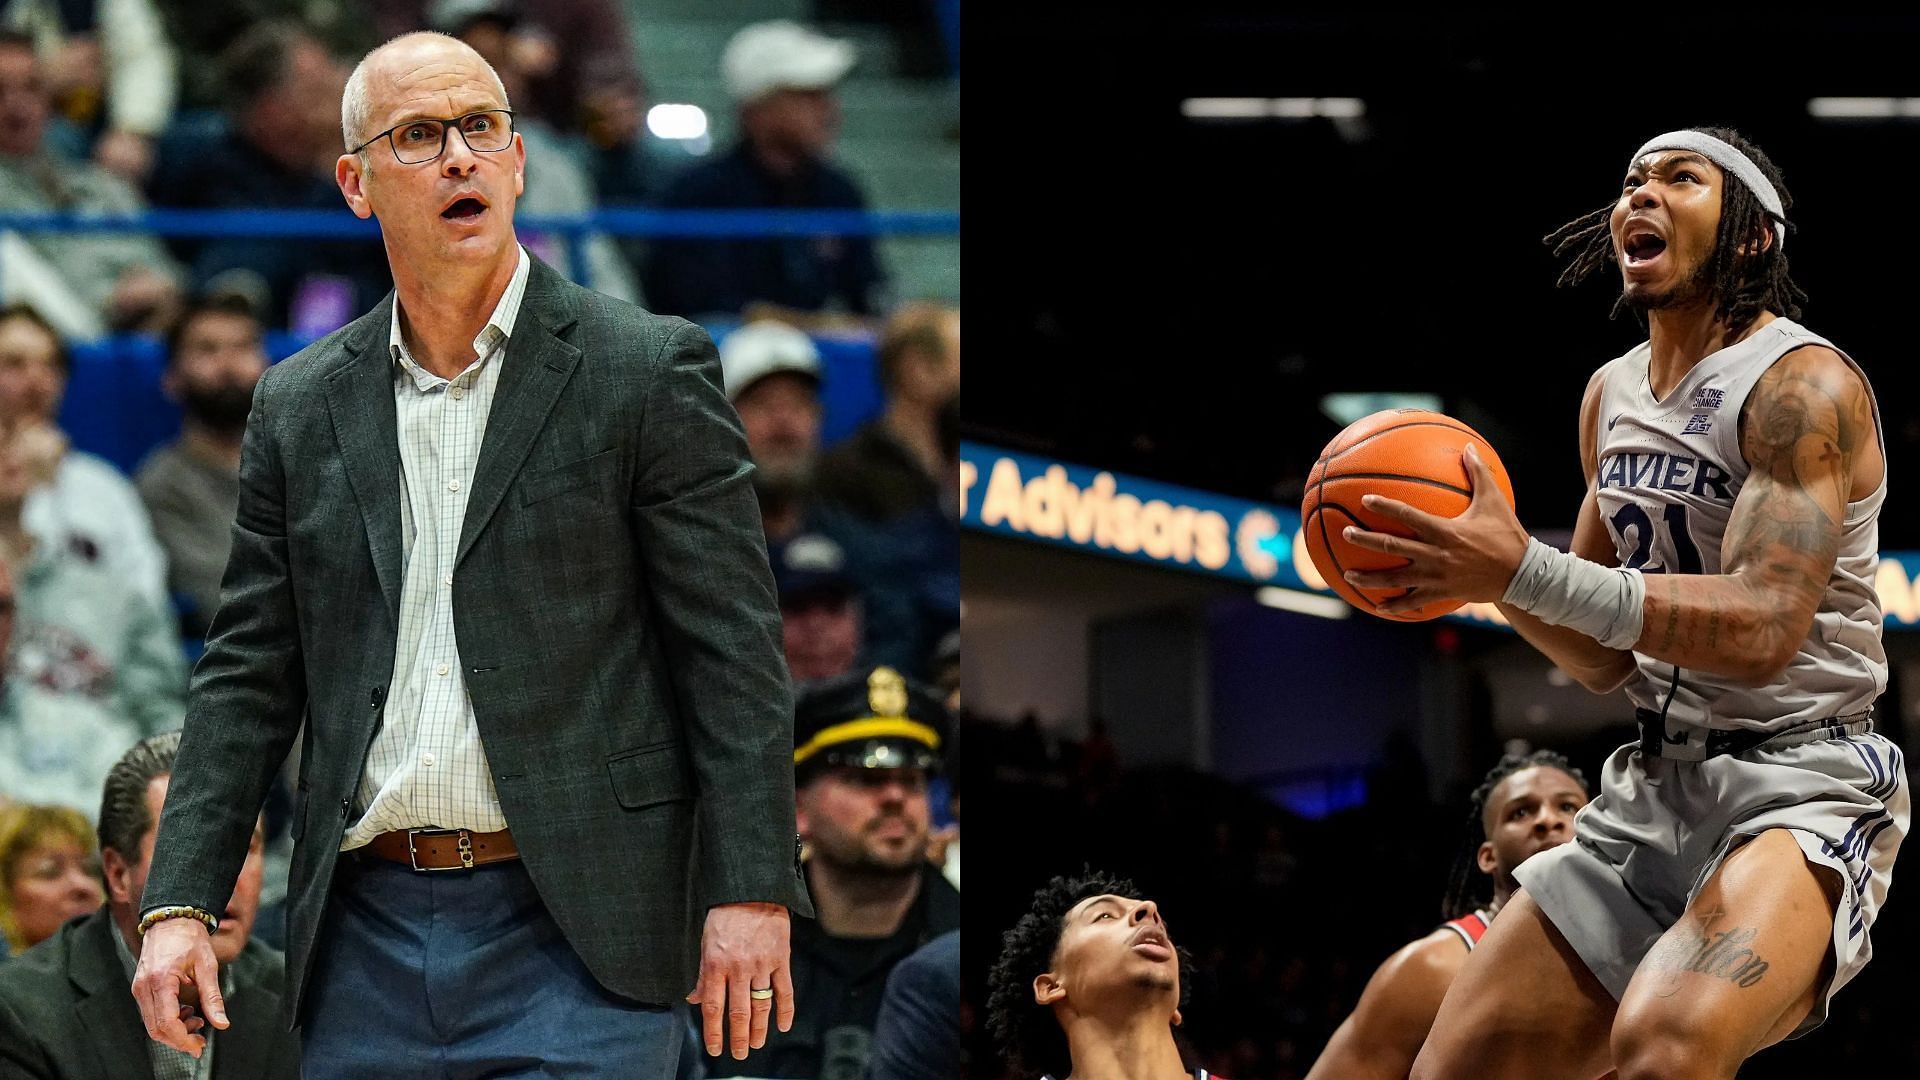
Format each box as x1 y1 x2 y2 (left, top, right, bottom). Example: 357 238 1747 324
0 730 299 1079
131 32 808 1078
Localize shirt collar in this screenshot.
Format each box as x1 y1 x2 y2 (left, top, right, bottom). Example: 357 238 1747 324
110 914 139 977
389 243 532 387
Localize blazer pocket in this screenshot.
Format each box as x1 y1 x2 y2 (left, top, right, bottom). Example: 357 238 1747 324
607 741 693 809
520 447 617 507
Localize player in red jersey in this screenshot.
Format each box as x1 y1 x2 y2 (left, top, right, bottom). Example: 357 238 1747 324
1306 751 1590 1079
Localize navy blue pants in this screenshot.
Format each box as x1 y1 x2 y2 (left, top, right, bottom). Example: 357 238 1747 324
300 854 681 1079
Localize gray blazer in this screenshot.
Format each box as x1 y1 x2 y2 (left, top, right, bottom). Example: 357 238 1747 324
0 909 299 1078
141 257 811 1029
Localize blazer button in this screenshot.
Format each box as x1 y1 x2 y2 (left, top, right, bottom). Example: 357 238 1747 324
370 686 386 709
339 799 349 817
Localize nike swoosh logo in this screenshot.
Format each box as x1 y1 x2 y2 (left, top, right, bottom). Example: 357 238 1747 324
1608 414 1622 431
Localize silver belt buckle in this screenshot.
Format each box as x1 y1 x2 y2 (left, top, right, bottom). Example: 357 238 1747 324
407 828 475 871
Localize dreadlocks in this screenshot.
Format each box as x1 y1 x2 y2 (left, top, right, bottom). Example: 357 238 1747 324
1543 126 1808 338
1440 750 1589 920
986 870 1196 1078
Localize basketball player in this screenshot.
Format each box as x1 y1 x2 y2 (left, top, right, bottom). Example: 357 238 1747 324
986 871 1218 1080
1341 127 1908 1080
1305 751 1589 1079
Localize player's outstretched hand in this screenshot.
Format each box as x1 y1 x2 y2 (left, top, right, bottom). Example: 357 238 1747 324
1341 444 1530 613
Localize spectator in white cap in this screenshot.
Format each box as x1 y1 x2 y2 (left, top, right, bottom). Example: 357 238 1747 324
721 319 826 543
642 21 885 326
720 319 937 683
721 19 855 109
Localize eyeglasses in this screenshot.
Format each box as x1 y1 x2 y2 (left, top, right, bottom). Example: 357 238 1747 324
353 109 515 165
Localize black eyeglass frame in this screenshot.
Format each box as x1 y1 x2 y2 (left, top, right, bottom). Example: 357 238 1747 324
350 109 517 164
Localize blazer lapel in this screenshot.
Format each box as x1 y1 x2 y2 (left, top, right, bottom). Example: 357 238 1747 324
69 915 158 1080
456 268 581 568
323 298 406 625
76 994 156 1080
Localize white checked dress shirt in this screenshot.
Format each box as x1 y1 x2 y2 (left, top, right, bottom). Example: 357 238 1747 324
340 247 531 850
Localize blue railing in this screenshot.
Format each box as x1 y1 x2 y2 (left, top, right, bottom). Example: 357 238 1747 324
0 207 961 290
3 206 953 473
0 207 960 238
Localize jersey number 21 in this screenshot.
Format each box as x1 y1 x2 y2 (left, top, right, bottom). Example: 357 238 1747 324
1609 502 1703 575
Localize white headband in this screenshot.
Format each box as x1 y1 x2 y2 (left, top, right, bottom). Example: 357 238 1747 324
1629 130 1787 251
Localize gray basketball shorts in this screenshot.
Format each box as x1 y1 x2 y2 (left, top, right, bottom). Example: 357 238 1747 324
1512 725 1908 1037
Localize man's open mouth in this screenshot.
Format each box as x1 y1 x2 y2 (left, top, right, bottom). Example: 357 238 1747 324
1623 231 1667 267
442 197 488 222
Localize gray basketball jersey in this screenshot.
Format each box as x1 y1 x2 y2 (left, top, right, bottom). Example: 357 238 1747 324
1591 317 1887 736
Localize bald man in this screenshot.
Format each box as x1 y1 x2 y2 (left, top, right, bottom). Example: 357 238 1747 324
130 31 810 1078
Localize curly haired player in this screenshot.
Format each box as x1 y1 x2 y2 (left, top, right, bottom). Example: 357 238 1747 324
988 871 1213 1080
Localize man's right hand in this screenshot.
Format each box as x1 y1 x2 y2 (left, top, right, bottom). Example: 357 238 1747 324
131 917 229 1056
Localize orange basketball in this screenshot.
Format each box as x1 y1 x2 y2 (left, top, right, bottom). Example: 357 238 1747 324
1300 409 1516 622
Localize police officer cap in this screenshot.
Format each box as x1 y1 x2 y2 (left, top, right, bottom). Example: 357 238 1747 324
794 666 950 776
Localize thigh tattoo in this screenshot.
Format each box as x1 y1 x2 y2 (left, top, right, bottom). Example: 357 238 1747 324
1644 906 1772 995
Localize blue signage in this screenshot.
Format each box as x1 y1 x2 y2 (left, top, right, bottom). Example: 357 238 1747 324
960 441 1300 587
961 441 1920 631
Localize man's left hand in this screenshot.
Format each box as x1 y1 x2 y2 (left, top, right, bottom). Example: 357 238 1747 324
688 901 793 1060
1340 445 1531 615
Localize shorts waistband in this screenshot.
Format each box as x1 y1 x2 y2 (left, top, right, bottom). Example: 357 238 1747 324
1636 707 1875 762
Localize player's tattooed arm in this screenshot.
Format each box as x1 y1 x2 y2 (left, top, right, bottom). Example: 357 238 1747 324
1634 346 1871 682
1499 366 1640 693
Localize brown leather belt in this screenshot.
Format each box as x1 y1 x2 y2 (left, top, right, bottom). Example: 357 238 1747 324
362 828 519 872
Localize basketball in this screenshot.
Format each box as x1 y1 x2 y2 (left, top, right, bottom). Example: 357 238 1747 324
1301 409 1516 622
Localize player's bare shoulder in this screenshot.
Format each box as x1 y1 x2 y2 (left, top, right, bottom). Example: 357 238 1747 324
1738 343 1879 498
1372 926 1470 998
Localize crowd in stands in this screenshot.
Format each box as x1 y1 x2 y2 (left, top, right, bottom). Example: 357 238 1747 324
0 0 940 335
0 2 960 1078
962 710 1920 1079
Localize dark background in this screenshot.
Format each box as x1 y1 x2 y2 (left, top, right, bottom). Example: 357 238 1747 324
963 7 1920 1078
965 8 1920 543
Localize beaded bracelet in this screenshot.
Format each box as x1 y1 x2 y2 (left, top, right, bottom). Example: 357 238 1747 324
137 905 220 936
